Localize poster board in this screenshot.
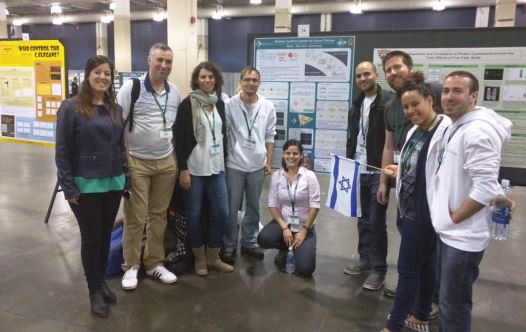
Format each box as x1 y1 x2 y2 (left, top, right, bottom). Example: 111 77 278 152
373 47 526 171
254 36 355 172
0 40 66 145
250 28 526 185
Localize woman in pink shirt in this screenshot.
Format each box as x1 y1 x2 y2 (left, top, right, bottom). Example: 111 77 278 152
257 139 320 276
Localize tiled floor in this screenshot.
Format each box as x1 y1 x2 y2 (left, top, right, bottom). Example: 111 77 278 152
0 142 524 331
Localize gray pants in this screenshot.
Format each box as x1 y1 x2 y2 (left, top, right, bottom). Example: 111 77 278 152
223 167 265 252
257 219 317 276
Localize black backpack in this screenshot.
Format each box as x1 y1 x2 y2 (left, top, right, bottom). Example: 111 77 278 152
124 78 141 132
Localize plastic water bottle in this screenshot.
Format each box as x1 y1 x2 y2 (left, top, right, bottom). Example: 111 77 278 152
491 179 511 240
285 246 295 274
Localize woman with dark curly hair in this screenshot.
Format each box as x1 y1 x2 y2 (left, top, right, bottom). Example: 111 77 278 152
174 61 233 276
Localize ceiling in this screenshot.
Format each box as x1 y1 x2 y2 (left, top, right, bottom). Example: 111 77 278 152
3 0 526 20
3 0 340 16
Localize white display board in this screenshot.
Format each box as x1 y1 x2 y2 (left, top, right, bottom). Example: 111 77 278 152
373 47 526 169
254 36 355 172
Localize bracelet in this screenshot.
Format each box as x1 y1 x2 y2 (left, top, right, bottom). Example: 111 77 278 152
281 225 289 231
302 224 310 231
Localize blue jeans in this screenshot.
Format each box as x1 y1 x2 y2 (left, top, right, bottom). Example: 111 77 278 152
183 172 229 248
387 216 436 332
257 220 317 276
223 167 265 252
357 173 388 275
437 238 484 332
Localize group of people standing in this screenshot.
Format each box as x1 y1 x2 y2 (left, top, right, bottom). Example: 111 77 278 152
55 41 513 330
345 51 513 332
55 42 321 318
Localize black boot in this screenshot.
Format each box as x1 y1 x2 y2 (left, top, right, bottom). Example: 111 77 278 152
89 291 110 317
101 280 117 304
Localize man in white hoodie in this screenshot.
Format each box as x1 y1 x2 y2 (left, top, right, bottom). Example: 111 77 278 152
222 66 277 263
432 71 512 331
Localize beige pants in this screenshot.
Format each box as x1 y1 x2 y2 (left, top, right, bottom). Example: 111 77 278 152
122 154 177 271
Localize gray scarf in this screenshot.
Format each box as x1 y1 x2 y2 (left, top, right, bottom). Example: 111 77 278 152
189 90 218 144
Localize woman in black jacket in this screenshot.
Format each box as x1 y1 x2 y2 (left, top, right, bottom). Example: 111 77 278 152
55 55 129 317
174 61 233 276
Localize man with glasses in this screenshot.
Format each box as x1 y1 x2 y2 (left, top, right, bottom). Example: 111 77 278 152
221 66 277 263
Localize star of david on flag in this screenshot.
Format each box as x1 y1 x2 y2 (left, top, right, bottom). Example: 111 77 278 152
326 155 361 218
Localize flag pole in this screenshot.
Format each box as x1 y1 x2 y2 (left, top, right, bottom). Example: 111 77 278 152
329 154 384 172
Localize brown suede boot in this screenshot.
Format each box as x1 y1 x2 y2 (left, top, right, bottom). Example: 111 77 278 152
206 247 234 273
191 246 208 276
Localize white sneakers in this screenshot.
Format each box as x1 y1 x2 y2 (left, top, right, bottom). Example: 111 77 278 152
122 265 140 290
146 265 178 284
122 264 177 290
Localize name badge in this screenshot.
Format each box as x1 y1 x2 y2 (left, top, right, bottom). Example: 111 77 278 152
287 215 300 225
393 150 401 164
210 144 221 156
356 145 366 155
160 128 173 139
243 138 256 150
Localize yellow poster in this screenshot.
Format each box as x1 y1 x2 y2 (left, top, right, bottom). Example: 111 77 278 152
0 40 65 145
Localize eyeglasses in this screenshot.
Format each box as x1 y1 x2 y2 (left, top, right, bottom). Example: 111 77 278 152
241 78 259 83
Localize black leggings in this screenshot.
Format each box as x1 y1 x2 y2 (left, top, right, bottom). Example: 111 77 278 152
69 191 122 291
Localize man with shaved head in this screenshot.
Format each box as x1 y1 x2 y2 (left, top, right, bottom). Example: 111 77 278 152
344 61 393 290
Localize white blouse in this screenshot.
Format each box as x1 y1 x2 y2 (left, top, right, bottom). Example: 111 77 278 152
187 105 225 176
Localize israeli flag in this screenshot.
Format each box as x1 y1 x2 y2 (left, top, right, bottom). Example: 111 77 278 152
326 155 361 218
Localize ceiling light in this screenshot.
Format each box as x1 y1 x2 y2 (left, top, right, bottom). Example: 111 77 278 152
433 0 446 11
212 5 224 20
12 18 23 26
250 0 262 4
50 4 62 15
109 2 116 11
101 13 114 24
5 8 9 15
52 15 64 25
350 1 363 15
153 8 167 22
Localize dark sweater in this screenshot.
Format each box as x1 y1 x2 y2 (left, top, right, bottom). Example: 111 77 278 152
346 85 393 169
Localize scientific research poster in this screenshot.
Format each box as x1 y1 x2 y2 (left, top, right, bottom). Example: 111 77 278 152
0 40 66 144
373 47 526 169
255 36 355 171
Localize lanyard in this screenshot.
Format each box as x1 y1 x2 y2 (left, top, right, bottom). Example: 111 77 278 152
394 97 403 148
152 92 169 125
202 108 217 144
360 102 369 143
436 124 464 174
287 176 300 214
241 103 261 139
400 114 438 174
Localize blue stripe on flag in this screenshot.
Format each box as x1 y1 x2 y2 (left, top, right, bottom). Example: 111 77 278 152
350 160 360 217
329 156 339 209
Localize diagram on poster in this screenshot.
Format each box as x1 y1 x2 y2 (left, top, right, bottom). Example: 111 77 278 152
0 40 66 144
290 82 315 113
259 82 289 99
316 100 349 130
373 47 526 169
255 36 355 172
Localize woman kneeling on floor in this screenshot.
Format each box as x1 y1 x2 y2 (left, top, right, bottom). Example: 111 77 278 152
257 139 320 276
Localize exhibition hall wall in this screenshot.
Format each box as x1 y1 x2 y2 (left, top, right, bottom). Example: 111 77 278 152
17 5 526 73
